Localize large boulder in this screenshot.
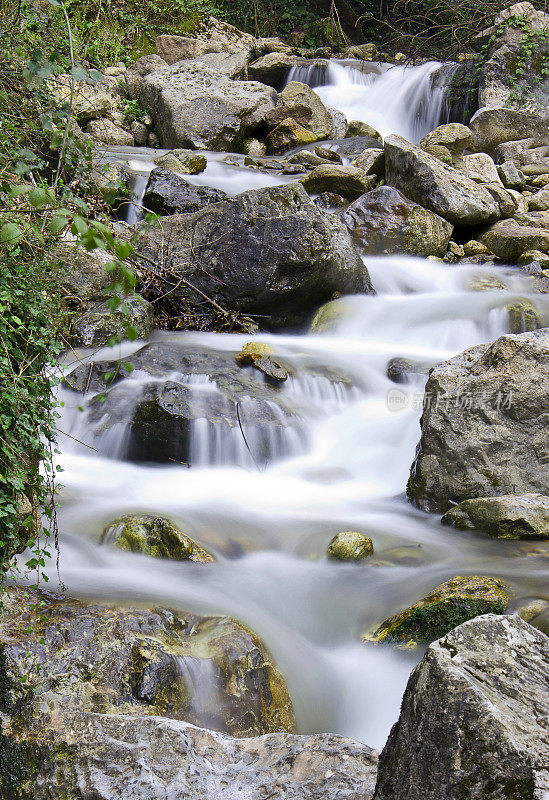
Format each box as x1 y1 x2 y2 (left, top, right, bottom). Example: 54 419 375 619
101 514 214 560
479 218 549 260
279 81 334 139
248 52 297 87
56 242 112 304
477 3 549 113
0 586 295 738
125 54 168 100
136 61 277 151
409 329 549 512
442 493 549 539
85 118 134 146
134 183 372 329
340 186 453 256
420 123 473 166
373 614 549 800
71 296 154 347
143 167 227 215
384 135 500 226
7 712 378 800
469 107 549 152
363 576 510 648
156 17 256 65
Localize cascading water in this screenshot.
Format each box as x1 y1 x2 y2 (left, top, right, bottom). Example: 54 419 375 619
32 59 549 753
287 60 450 142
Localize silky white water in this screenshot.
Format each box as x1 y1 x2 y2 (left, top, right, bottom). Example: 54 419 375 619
33 62 549 751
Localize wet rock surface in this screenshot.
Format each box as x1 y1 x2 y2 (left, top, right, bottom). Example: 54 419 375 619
101 514 215 560
373 614 549 800
143 167 228 215
442 493 549 539
410 329 549 512
134 183 372 329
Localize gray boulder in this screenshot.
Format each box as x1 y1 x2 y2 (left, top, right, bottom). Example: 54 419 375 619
71 296 154 347
156 17 256 65
409 329 549 512
85 118 134 146
143 167 227 215
442 493 549 539
385 135 500 226
248 52 297 87
341 186 453 257
135 183 372 329
125 54 168 100
373 614 549 800
479 218 549 260
300 164 376 199
469 107 549 152
279 81 334 139
19 712 378 800
136 61 276 151
194 50 249 79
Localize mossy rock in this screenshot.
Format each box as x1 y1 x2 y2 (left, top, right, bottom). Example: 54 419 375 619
154 149 207 175
310 297 350 333
235 342 288 382
345 120 382 141
327 531 373 561
101 514 214 562
506 300 541 334
441 493 549 539
362 575 510 647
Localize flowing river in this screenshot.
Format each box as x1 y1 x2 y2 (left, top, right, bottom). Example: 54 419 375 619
35 61 549 750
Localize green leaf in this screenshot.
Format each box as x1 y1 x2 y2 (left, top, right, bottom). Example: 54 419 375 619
71 216 88 236
1 223 24 244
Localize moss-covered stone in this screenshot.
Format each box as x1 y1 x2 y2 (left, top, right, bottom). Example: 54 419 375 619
506 300 541 333
362 575 510 647
154 149 207 174
441 493 549 539
100 514 214 562
345 120 382 141
327 531 373 561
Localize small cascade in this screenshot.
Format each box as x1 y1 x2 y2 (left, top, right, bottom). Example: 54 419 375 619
286 61 331 88
176 656 220 726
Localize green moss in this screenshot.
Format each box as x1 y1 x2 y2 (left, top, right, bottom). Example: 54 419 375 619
327 531 374 561
100 514 214 562
406 475 416 502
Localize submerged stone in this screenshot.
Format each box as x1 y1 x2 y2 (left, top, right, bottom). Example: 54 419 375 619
327 531 374 561
101 514 214 561
441 493 549 539
362 575 510 647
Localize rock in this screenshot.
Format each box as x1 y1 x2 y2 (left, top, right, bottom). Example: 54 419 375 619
235 342 288 382
386 357 430 383
300 164 376 200
483 182 518 218
528 188 549 211
336 136 384 157
85 118 134 147
156 17 256 65
385 135 499 226
343 43 378 60
507 299 542 333
0 586 295 741
56 241 112 304
194 50 249 80
135 183 371 330
243 138 267 158
469 107 549 152
155 33 202 63
265 103 313 131
143 167 227 215
420 123 473 166
463 239 490 257
253 37 293 57
101 514 214 560
315 146 343 164
409 330 549 512
441 493 549 539
314 192 348 210
266 118 317 155
373 614 549 800
50 74 120 125
363 576 510 647
341 186 453 257
352 148 385 176
327 106 348 139
125 54 168 100
131 120 149 146
460 152 502 184
498 160 526 189
289 150 326 168
137 61 277 151
9 711 378 800
479 219 549 260
155 149 207 174
279 81 333 139
346 120 382 141
327 531 374 561
147 131 160 148
247 52 296 87
71 296 154 347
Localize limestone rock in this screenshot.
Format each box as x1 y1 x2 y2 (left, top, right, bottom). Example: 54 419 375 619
506 299 542 333
56 242 112 304
248 52 296 87
479 218 549 260
155 149 207 174
125 54 168 100
327 531 374 561
101 514 214 560
136 61 277 151
280 81 334 139
0 586 295 740
385 135 500 226
442 493 549 539
469 107 549 152
498 160 526 189
341 186 453 257
71 296 154 347
300 164 376 199
529 188 549 211
373 614 549 800
85 118 134 146
460 152 502 184
266 118 317 155
143 167 227 215
352 148 385 176
420 123 473 166
346 120 382 141
363 576 510 647
135 183 372 329
409 329 549 512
